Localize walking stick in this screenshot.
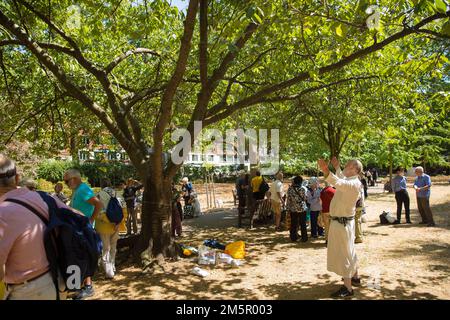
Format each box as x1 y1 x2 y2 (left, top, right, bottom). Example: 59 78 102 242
212 173 216 208
205 173 210 208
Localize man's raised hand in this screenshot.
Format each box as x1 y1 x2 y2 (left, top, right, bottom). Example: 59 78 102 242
317 159 330 174
331 156 340 171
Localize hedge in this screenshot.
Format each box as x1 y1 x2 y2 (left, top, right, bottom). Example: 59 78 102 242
37 160 138 187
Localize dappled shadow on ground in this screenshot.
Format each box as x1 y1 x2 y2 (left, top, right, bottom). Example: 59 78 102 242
384 240 450 276
367 199 449 231
94 265 445 300
92 184 449 300
94 264 261 300
255 276 443 300
180 208 328 269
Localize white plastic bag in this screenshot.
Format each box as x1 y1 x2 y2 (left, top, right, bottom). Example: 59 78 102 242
191 267 209 277
231 259 244 267
385 212 397 223
217 253 233 264
198 245 216 265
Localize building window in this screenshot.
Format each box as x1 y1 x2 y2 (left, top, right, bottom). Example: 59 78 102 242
191 154 199 162
226 155 234 163
79 151 89 161
81 137 90 145
108 152 117 161
208 155 214 162
120 153 129 161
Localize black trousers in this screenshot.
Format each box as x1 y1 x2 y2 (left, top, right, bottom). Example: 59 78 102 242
395 190 410 222
238 194 246 216
290 211 308 241
253 191 265 200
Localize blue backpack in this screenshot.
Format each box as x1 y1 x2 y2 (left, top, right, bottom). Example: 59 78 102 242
106 196 124 224
5 191 102 300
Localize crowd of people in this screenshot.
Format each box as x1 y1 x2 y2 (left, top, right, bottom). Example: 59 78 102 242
0 151 438 300
0 154 145 300
236 167 365 245
235 158 436 297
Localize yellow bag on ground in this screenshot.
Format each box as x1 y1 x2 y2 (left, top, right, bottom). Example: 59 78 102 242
225 241 246 259
0 281 5 300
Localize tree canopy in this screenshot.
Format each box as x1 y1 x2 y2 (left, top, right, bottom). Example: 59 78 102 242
0 0 448 260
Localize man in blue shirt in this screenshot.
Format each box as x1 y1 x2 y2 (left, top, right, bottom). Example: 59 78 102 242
64 169 102 299
391 167 411 224
413 166 435 227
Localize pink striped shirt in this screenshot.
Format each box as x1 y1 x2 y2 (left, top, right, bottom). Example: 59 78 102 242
0 188 69 284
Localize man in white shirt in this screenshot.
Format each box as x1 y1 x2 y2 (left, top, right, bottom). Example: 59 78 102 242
318 157 363 298
270 172 284 231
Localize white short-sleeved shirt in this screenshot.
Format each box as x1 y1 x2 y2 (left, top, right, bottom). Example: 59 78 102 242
270 180 284 201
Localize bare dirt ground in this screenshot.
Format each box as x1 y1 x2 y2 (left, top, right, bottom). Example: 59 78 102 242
92 178 449 300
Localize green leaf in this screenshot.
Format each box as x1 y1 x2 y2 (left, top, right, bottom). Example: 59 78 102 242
253 13 263 24
336 24 343 37
435 0 448 13
442 20 450 35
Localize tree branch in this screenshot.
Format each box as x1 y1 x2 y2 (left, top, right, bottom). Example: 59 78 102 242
0 39 76 56
203 11 450 126
15 0 135 144
415 28 450 40
199 0 208 89
207 22 258 89
16 0 81 51
260 75 378 104
232 47 277 79
0 8 146 168
291 6 366 30
105 48 160 74
153 0 199 173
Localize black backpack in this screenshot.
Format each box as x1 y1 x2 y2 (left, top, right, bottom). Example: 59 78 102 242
379 212 390 224
101 190 124 224
106 196 124 224
259 178 270 194
6 191 102 299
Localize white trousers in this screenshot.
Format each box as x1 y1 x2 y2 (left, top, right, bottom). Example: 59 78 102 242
100 231 119 269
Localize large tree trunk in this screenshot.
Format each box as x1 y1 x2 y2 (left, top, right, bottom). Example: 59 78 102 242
130 165 179 272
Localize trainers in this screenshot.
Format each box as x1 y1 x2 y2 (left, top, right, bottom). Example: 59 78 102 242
427 222 436 227
406 220 412 224
331 285 354 298
393 220 401 225
73 285 94 300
